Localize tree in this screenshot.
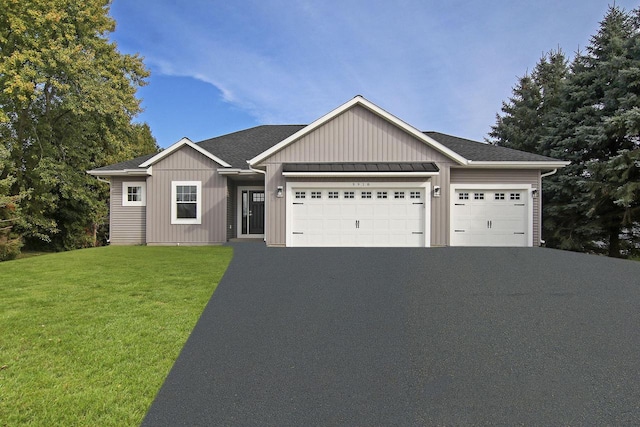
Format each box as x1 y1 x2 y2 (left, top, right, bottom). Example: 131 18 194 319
0 144 24 260
0 0 156 250
491 6 640 257
488 49 569 155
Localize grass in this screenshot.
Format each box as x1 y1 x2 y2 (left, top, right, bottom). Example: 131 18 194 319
0 245 233 426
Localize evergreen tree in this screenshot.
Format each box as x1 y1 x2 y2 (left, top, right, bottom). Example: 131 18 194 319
491 6 640 257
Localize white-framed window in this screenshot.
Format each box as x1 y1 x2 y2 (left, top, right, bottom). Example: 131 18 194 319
328 191 339 199
495 193 505 200
344 191 355 199
311 191 322 199
361 191 372 199
459 192 469 200
510 193 521 200
295 191 306 199
474 192 485 200
171 181 201 225
122 182 146 207
410 191 421 199
394 191 405 199
377 191 388 199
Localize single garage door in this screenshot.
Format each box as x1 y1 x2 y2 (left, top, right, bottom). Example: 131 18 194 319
450 188 530 247
290 187 427 247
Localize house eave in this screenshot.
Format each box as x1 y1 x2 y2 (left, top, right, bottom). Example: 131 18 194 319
218 168 262 176
460 161 571 169
86 168 151 177
282 172 440 178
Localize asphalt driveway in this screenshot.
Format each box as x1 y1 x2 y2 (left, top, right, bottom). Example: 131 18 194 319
142 244 640 426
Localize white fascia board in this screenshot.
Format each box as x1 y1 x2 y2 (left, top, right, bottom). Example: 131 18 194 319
218 169 262 176
282 172 440 178
463 160 571 169
86 169 151 177
248 95 469 166
140 137 232 168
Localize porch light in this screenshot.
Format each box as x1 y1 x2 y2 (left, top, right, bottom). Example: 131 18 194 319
433 186 441 198
276 186 284 198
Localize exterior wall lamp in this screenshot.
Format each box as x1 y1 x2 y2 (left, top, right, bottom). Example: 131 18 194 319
276 186 284 198
433 186 441 198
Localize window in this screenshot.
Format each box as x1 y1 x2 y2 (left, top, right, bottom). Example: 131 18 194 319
344 191 355 199
510 193 521 200
328 191 339 199
311 191 322 199
295 191 306 199
459 192 469 200
394 191 405 199
361 191 372 199
377 191 388 199
474 193 485 200
253 192 265 202
171 181 201 224
410 191 421 199
495 193 505 200
122 182 146 207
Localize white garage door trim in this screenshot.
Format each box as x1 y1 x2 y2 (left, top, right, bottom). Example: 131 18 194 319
450 183 534 247
286 181 431 247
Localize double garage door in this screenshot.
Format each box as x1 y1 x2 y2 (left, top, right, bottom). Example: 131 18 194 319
289 185 428 247
450 188 530 247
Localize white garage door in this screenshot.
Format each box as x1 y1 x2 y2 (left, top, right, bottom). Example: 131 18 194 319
290 187 427 247
450 188 530 247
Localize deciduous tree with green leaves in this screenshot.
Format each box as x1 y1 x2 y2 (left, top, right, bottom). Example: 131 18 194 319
0 0 158 251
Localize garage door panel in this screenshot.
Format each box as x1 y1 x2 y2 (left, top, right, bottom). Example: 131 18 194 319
451 188 529 247
290 186 426 247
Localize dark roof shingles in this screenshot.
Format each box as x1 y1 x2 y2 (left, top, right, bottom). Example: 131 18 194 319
424 131 559 162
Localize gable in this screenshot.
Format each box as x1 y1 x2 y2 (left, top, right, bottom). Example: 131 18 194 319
256 105 454 165
154 145 224 171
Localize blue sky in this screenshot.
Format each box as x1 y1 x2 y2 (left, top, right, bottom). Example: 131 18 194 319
109 1 639 148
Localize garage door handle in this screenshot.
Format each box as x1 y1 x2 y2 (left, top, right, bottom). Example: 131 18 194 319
455 203 465 206
515 203 525 206
292 232 304 235
293 202 304 205
514 232 525 235
487 220 492 229
412 231 423 234
413 202 424 205
454 229 465 233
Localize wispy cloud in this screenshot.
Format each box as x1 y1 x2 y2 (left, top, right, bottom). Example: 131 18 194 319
111 0 638 140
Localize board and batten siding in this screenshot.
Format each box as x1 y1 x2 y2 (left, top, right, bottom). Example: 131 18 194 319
109 177 146 245
146 146 227 245
450 168 542 246
256 105 456 246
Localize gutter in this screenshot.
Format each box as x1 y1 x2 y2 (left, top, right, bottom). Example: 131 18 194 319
541 168 558 178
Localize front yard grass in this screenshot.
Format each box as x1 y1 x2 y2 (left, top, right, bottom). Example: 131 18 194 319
0 245 233 426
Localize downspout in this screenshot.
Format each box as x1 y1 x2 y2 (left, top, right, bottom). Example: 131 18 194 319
248 163 267 243
538 169 557 245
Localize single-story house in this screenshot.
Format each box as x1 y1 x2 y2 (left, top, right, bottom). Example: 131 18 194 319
88 95 569 247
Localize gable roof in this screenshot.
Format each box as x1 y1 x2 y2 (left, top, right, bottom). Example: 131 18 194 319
139 137 231 168
88 97 569 177
248 95 469 166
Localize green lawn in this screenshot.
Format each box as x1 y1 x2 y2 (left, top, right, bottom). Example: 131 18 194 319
0 245 233 426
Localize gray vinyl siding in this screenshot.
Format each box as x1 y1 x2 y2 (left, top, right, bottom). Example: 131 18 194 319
146 147 227 245
450 168 541 246
256 105 456 246
227 181 236 240
109 177 146 245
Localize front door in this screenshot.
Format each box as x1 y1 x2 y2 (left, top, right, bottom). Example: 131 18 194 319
239 188 265 236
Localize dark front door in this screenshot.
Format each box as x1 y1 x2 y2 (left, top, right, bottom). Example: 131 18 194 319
242 190 265 235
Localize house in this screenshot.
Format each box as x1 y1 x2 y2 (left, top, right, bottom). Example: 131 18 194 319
87 96 569 247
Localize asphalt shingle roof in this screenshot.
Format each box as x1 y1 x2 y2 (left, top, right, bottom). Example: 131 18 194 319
424 131 559 162
91 126 562 172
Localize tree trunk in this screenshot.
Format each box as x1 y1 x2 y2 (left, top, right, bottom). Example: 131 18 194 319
608 225 622 258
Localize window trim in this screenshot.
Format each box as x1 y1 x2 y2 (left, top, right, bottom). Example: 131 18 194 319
122 181 146 207
171 181 202 225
